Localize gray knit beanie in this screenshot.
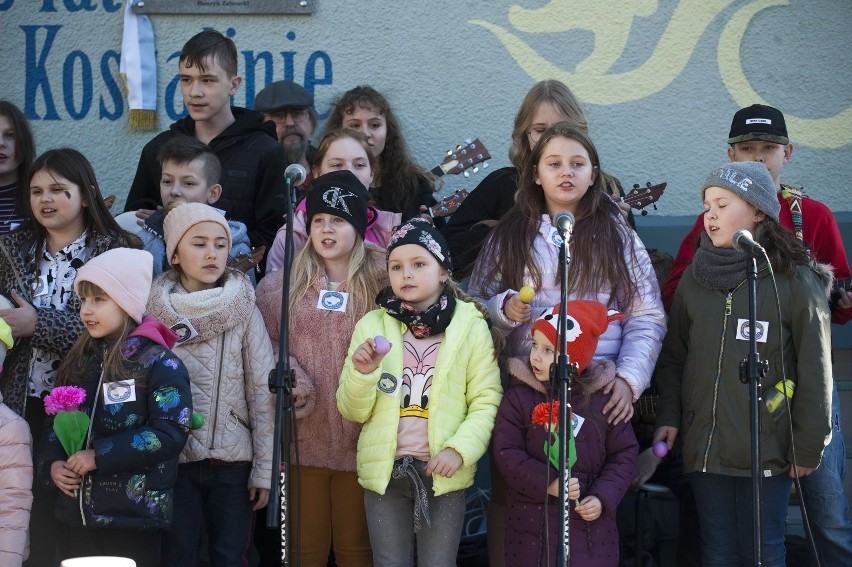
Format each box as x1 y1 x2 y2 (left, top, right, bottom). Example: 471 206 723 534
701 161 780 222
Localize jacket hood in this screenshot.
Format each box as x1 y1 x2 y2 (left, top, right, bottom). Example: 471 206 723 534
812 261 835 299
505 356 548 394
169 107 276 149
129 315 179 349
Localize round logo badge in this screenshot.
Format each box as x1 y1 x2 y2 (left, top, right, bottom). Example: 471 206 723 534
378 373 398 394
107 382 132 403
321 291 345 310
739 321 765 341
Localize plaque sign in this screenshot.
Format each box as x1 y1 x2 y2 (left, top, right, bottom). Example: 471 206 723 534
132 0 313 15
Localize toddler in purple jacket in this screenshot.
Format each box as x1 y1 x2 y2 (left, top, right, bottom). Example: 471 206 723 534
492 300 638 567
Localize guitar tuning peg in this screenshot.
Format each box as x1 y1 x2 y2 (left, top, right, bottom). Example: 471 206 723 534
446 149 452 156
482 162 489 169
465 138 472 145
641 210 649 216
472 166 479 173
646 182 652 188
463 171 470 178
456 145 463 151
633 183 640 189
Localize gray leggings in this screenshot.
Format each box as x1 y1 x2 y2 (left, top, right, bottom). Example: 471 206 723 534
364 457 466 567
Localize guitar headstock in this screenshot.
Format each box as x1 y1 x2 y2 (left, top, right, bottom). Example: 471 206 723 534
229 245 266 274
623 182 666 215
432 138 491 178
429 189 470 219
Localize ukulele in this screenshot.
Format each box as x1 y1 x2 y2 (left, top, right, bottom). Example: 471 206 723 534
428 190 469 219
228 246 266 274
623 182 666 215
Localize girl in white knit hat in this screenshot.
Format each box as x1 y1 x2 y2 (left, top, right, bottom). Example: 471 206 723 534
147 202 275 567
38 247 193 567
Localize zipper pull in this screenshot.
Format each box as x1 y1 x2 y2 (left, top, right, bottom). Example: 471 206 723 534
725 293 733 316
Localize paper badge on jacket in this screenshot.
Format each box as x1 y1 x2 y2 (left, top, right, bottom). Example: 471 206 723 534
736 319 768 343
571 412 585 437
377 372 401 396
317 290 349 312
171 318 198 344
104 380 136 405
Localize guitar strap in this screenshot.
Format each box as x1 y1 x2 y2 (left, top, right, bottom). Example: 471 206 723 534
779 184 804 243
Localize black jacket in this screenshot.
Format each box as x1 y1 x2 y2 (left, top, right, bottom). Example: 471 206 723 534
124 107 287 251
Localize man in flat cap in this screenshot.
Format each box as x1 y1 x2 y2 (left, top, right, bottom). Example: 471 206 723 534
255 80 318 192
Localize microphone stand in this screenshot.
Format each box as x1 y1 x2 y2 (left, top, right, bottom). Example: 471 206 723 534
267 176 300 565
739 254 767 566
554 223 576 567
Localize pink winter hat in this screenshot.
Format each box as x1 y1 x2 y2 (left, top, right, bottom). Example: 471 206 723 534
163 202 232 265
75 248 153 324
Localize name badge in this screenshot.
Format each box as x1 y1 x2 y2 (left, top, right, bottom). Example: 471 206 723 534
571 412 585 437
33 274 49 298
547 226 563 248
736 319 769 343
317 290 348 312
103 380 136 405
171 318 199 344
377 372 401 396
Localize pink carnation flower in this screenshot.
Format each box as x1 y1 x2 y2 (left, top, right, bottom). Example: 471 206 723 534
44 386 87 415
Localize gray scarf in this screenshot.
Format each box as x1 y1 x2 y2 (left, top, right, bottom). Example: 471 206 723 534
691 233 752 290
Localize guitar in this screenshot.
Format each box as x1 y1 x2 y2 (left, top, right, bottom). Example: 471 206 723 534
430 138 491 178
623 182 666 215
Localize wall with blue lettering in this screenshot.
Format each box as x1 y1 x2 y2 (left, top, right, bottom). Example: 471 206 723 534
2 0 850 216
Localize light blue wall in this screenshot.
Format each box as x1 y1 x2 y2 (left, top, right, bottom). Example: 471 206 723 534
2 1 850 216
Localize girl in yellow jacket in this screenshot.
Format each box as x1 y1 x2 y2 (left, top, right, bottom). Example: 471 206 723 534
338 219 502 566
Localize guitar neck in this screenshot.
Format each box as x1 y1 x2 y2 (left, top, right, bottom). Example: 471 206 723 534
836 278 851 293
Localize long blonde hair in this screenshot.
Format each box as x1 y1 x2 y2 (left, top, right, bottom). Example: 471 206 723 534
289 235 386 321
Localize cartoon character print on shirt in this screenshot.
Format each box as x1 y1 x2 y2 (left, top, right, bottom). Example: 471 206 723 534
400 339 440 419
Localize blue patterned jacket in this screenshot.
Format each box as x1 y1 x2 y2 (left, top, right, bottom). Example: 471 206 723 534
37 316 192 531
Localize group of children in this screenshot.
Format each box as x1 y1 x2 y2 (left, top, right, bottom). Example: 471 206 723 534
0 25 848 567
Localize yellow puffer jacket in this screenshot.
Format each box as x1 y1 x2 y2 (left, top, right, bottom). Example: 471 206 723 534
337 300 502 496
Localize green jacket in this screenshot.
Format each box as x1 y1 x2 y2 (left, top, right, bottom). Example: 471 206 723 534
657 263 832 477
337 300 502 495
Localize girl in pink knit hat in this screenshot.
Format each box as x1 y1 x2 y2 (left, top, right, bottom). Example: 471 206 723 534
38 247 193 567
147 202 276 567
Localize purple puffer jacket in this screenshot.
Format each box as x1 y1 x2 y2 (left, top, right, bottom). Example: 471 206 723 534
469 214 665 401
492 358 638 567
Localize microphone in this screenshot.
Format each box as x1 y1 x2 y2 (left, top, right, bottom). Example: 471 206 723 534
553 210 575 233
284 163 307 187
732 229 765 256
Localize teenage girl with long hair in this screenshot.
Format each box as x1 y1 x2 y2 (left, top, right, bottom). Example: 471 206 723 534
0 101 36 233
441 80 629 279
324 86 440 225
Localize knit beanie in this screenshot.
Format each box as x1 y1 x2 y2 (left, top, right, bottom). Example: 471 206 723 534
386 218 453 273
75 248 153 324
701 161 780 223
306 170 369 237
163 202 232 265
531 300 624 375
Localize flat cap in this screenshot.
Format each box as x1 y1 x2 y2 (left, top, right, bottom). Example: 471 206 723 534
254 80 314 112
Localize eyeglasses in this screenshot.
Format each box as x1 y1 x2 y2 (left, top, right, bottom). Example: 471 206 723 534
527 126 548 145
265 108 311 123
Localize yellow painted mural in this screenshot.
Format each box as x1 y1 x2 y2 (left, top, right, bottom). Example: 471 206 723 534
471 0 851 148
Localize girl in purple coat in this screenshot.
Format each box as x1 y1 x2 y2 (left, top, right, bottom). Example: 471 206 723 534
493 300 638 567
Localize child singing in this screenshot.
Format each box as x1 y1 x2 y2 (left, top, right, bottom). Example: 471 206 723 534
256 170 388 566
337 218 502 566
655 161 832 566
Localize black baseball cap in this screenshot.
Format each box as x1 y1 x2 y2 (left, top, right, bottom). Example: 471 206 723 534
728 104 789 145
